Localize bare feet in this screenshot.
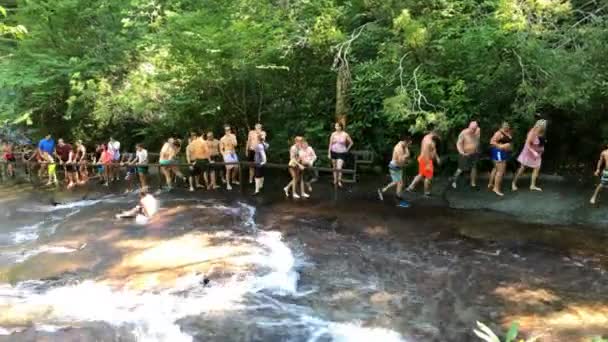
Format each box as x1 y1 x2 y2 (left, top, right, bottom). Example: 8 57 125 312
530 186 543 192
590 198 597 205
493 189 504 197
511 183 518 191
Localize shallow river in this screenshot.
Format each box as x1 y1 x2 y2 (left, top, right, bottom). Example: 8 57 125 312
0 182 607 342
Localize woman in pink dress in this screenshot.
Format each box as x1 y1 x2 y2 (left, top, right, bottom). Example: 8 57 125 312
512 119 547 192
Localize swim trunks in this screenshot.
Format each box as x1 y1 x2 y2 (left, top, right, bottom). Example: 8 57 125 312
490 147 510 162
389 163 403 183
191 159 210 176
223 152 238 169
159 160 173 166
330 151 348 161
458 153 479 172
418 156 433 179
136 166 149 174
601 170 608 187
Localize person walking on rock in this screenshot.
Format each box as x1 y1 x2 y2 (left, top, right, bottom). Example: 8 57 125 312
512 119 547 192
451 121 481 189
590 144 608 205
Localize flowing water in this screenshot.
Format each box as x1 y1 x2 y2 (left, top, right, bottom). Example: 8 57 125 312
0 183 607 341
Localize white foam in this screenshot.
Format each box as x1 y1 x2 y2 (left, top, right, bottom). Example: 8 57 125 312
0 229 299 341
325 322 406 342
14 245 78 263
11 222 42 244
0 202 406 342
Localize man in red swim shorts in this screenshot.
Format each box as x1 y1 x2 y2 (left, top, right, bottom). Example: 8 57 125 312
407 130 441 196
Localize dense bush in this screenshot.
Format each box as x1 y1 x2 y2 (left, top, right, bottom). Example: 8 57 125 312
1 0 607 171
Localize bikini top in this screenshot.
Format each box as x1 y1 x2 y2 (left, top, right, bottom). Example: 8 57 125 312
497 130 512 144
330 133 348 153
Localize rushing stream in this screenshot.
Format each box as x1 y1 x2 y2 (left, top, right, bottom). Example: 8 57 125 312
0 183 607 341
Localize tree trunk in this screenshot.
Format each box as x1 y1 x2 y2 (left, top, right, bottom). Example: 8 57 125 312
335 65 349 127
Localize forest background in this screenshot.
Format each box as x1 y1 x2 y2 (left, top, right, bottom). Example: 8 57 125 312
1 0 607 172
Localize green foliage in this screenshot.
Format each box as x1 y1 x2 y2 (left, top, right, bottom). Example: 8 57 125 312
0 0 607 168
473 321 540 342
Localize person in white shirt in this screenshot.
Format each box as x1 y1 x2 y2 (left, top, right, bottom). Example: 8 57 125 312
132 143 149 192
108 137 121 181
298 139 317 197
116 191 159 220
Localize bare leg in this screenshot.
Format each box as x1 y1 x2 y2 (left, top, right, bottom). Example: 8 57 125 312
139 173 148 192
423 178 432 196
188 174 195 191
512 165 525 191
210 170 217 189
590 184 602 204
225 167 232 190
530 167 542 191
287 168 299 198
488 166 497 189
162 166 172 188
492 162 506 196
300 177 309 198
471 166 477 187
407 175 423 192
336 159 344 187
452 169 462 188
103 167 110 186
396 181 403 197
331 160 338 185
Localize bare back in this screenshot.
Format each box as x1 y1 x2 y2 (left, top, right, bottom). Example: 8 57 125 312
420 134 436 161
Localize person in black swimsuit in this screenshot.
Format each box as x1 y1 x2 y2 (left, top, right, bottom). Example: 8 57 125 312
488 122 513 196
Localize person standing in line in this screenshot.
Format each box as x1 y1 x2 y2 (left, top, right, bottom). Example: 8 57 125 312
407 130 441 197
99 144 113 186
512 119 547 192
220 125 239 190
186 131 212 192
64 144 81 189
159 137 186 190
55 139 73 185
589 145 608 205
2 141 16 178
378 135 412 201
108 137 121 182
451 121 481 189
121 150 137 193
487 122 513 196
298 139 317 197
247 123 266 184
133 143 149 192
38 134 55 156
206 131 221 190
37 133 55 180
328 122 353 188
284 136 303 199
22 143 38 179
253 132 267 195
42 151 58 186
75 140 88 184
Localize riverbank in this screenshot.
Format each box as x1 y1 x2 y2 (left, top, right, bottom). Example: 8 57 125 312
3 169 608 229
1 180 607 341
